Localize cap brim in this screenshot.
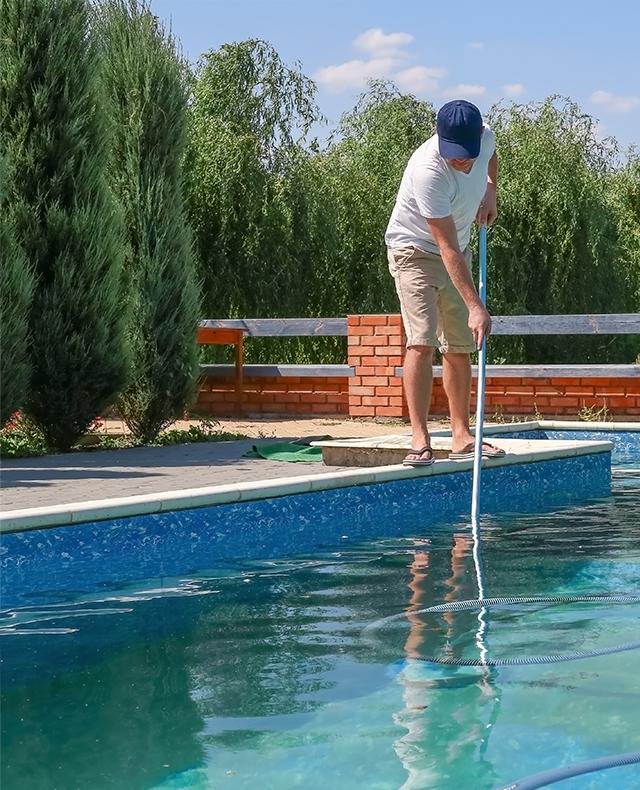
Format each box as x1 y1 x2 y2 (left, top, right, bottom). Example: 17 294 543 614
438 137 480 159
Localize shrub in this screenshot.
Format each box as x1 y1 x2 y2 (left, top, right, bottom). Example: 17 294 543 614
97 0 201 441
186 40 321 326
0 0 128 450
0 412 48 458
0 156 33 426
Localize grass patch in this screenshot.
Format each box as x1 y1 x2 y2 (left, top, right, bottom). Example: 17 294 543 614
1 416 247 458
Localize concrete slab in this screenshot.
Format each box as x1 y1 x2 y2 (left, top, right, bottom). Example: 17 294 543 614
311 433 612 467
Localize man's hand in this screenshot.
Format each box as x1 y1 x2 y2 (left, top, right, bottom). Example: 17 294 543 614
468 304 492 350
476 184 497 226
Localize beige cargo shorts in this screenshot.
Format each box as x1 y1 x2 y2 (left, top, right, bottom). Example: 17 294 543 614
387 245 476 353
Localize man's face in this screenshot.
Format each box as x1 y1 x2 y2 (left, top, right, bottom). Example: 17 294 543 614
447 157 476 173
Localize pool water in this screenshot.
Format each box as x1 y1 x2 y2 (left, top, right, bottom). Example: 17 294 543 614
2 456 640 789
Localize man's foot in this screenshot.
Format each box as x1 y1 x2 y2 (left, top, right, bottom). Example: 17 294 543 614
403 446 436 466
449 441 506 460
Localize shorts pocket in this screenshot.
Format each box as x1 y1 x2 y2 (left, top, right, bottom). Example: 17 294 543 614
388 247 418 275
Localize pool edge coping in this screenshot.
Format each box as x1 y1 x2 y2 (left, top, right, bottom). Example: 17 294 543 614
0 420 618 533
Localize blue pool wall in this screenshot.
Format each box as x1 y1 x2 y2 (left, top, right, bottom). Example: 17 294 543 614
1 447 611 610
499 429 638 466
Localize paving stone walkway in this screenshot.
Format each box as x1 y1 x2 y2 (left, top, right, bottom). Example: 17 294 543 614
0 417 421 513
0 440 348 512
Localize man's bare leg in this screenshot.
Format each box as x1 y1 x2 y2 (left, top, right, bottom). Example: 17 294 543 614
403 345 435 455
442 352 476 453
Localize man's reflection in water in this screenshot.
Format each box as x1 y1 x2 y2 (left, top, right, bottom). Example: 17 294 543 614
392 534 500 789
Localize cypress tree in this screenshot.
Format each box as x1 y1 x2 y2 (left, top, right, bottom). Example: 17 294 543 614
97 0 200 441
0 155 33 426
0 0 128 450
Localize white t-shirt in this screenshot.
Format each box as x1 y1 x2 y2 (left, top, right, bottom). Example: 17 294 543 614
385 127 495 254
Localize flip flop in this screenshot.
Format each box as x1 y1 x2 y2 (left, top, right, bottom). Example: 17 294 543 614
449 441 506 460
403 446 436 466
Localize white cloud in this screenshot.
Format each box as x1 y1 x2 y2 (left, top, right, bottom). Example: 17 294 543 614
314 57 397 93
353 28 414 56
314 28 447 95
502 83 525 97
468 42 484 50
590 90 640 113
395 66 448 94
444 84 487 99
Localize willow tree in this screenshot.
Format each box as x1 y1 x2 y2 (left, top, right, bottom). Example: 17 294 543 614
186 39 322 325
0 0 128 450
0 155 33 425
486 97 635 363
607 154 640 315
97 0 200 441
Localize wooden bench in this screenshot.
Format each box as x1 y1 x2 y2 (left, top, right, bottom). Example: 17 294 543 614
196 314 640 416
196 326 246 413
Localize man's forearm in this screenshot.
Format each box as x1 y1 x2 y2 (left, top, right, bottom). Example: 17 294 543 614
439 247 483 311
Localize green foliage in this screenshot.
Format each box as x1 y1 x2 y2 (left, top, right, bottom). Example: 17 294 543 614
607 153 640 307
95 418 246 449
97 0 201 442
186 39 323 337
187 68 436 364
0 412 48 458
0 0 128 450
190 39 318 169
151 419 247 446
484 97 638 363
0 155 33 425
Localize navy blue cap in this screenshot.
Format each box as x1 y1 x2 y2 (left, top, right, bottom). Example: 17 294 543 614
437 100 483 159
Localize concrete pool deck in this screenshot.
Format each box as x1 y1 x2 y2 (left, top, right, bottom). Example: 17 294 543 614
0 419 625 533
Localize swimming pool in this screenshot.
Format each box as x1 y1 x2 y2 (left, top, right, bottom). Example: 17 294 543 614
1 431 639 789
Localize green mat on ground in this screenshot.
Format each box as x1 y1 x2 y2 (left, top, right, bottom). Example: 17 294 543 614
243 437 330 462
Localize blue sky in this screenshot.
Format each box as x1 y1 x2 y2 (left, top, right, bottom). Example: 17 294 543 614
152 0 639 150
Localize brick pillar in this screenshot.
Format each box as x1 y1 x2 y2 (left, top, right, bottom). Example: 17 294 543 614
347 314 407 418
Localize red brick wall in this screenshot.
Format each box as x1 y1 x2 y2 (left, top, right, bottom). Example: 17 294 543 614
196 375 349 416
346 314 407 418
431 377 640 417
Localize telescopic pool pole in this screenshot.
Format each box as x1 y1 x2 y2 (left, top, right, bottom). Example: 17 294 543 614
471 224 488 531
471 225 488 665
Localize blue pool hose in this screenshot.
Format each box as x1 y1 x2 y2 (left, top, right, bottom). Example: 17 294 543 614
497 751 640 789
366 595 640 785
363 595 640 666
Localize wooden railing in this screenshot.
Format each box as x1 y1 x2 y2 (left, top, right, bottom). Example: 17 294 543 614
201 313 640 338
198 313 640 382
200 318 348 336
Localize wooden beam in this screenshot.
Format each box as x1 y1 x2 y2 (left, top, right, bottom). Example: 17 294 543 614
395 364 640 378
492 314 640 335
199 318 348 337
200 364 355 378
200 314 639 337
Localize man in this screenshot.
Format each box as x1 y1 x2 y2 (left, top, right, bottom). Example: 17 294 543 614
385 99 505 465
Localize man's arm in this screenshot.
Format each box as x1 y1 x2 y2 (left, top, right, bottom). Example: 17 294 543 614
426 215 491 349
476 151 498 226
